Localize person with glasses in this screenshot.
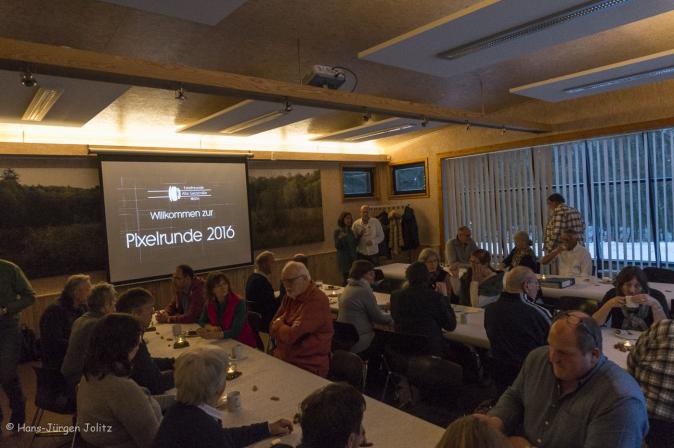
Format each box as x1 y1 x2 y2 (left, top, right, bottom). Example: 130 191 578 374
484 267 551 396
476 310 648 448
593 266 668 331
270 261 333 377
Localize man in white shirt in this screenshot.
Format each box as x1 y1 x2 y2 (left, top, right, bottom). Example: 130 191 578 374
351 205 384 265
541 228 592 276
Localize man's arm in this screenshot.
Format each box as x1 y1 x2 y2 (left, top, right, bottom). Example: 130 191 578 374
168 285 205 323
579 249 593 276
540 246 563 265
584 397 648 448
273 296 330 346
373 219 385 246
488 353 528 434
5 265 36 315
446 240 457 265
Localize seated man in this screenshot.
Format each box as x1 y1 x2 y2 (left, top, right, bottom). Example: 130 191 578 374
156 264 205 324
117 288 174 395
484 267 551 395
478 311 648 448
39 274 91 369
270 261 333 377
445 225 478 268
541 228 592 277
628 319 674 448
245 251 279 333
390 262 456 357
299 383 366 448
62 282 117 389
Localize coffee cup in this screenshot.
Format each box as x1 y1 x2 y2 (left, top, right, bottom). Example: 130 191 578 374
624 296 639 309
226 391 241 411
231 344 243 360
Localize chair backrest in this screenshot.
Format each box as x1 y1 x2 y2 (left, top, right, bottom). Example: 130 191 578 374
382 331 430 376
32 367 75 414
328 350 364 391
407 356 463 391
643 267 674 284
558 296 598 314
332 321 359 352
246 311 265 351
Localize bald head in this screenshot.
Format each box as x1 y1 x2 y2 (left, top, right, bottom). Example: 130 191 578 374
281 261 311 298
548 311 601 384
551 311 602 355
504 266 537 293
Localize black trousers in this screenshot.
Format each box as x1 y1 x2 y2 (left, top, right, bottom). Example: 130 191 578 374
0 318 26 425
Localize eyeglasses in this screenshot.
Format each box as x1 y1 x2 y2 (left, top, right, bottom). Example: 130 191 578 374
553 311 600 349
281 274 305 285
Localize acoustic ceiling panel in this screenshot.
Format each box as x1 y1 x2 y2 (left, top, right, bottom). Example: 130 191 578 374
359 0 674 78
179 99 329 136
312 117 445 142
511 48 674 102
99 0 247 26
0 70 129 127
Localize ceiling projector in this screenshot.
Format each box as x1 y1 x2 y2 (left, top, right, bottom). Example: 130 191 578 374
302 65 346 90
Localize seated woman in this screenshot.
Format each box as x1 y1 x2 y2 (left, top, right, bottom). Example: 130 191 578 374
77 313 161 448
503 231 539 273
337 260 393 356
459 249 504 308
436 415 511 448
153 346 292 448
197 272 257 348
417 248 452 296
592 266 669 331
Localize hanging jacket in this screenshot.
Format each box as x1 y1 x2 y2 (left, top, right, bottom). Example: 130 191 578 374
401 206 419 250
377 211 391 259
388 210 404 255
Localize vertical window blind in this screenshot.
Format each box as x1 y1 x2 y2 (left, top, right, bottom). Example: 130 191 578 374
442 128 674 276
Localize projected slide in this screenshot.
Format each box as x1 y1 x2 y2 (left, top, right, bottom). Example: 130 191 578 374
100 157 252 284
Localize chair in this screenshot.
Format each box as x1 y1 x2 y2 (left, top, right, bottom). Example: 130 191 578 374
332 321 359 352
31 367 76 446
380 332 430 401
328 350 365 391
643 267 674 284
558 296 598 314
406 356 463 405
247 311 266 351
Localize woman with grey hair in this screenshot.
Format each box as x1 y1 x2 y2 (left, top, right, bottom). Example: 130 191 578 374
503 231 539 273
418 248 452 296
153 346 293 448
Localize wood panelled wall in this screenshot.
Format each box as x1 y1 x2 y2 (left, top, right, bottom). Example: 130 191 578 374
21 251 343 337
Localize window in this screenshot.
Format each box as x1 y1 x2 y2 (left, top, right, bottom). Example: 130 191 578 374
342 166 375 199
391 160 428 196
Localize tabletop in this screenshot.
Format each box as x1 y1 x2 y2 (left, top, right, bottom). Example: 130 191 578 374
145 323 444 448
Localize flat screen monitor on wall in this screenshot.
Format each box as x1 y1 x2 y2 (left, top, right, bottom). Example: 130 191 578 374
99 155 253 284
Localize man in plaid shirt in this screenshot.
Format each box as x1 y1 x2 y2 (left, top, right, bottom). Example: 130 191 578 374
628 319 674 448
544 193 586 252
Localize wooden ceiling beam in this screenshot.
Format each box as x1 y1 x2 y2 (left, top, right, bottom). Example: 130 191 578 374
0 37 551 133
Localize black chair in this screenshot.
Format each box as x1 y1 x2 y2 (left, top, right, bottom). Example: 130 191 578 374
407 356 463 405
247 311 266 351
643 267 674 284
332 321 359 352
380 332 430 401
558 296 598 314
329 350 365 391
31 367 76 445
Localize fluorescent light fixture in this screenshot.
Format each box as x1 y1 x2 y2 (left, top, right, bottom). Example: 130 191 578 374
344 124 416 142
564 65 674 94
21 87 63 122
220 110 287 134
437 0 631 60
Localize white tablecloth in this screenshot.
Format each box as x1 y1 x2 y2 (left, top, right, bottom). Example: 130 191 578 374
539 276 674 304
145 323 444 448
376 263 409 281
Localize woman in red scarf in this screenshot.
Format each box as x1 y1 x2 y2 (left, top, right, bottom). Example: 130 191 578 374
197 272 257 348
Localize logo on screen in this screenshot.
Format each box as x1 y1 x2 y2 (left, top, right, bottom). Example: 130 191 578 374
147 185 212 202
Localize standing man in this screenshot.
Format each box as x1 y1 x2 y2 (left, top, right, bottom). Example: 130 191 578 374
351 205 384 265
270 261 333 377
0 259 35 434
245 251 279 333
156 264 205 324
544 193 586 252
541 228 592 277
445 226 479 267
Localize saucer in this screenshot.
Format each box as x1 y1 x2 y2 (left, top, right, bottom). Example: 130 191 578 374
229 355 247 362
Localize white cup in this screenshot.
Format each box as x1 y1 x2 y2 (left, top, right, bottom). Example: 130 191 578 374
226 391 241 411
231 344 243 360
625 296 639 309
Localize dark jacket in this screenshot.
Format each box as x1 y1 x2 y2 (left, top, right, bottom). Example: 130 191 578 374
153 403 271 448
401 206 419 250
390 285 456 356
334 226 359 276
599 287 669 329
39 299 85 369
131 340 174 394
503 248 540 273
245 272 278 332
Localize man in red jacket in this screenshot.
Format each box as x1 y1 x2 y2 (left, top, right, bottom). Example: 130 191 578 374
156 264 205 324
270 261 333 377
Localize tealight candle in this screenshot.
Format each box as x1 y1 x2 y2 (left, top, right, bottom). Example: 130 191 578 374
624 341 632 348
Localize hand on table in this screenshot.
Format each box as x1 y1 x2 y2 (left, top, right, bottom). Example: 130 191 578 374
268 418 293 435
196 325 223 339
155 311 169 323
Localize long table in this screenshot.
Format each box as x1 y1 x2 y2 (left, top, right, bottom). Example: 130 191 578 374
377 263 674 304
145 323 444 448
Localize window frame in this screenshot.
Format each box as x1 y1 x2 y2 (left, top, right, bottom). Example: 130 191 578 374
340 165 377 200
389 158 429 198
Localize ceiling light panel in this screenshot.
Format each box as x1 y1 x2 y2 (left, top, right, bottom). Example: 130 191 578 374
179 100 328 136
313 117 445 142
99 0 247 26
510 48 674 101
358 0 674 77
22 87 63 122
